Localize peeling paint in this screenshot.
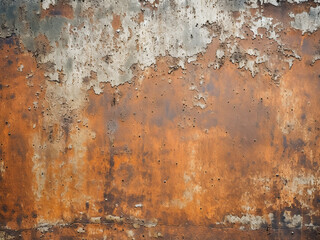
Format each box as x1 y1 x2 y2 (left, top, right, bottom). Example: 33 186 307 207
290 6 320 34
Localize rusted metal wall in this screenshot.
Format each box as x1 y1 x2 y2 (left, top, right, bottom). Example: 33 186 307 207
0 0 320 239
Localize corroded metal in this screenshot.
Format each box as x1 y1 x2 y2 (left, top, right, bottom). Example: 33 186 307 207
0 0 320 239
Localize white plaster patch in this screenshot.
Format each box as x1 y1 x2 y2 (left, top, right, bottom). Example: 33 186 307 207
216 49 225 59
283 211 302 228
42 0 56 10
223 214 267 230
290 6 320 34
0 161 5 176
17 64 24 72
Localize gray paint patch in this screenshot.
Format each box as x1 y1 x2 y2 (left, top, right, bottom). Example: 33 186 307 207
290 6 320 34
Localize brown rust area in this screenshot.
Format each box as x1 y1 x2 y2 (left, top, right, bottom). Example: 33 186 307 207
34 34 52 56
79 41 320 231
0 37 45 230
137 11 145 24
0 2 320 240
112 14 122 32
41 2 74 20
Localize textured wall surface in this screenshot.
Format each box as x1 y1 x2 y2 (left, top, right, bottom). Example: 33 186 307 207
0 0 320 239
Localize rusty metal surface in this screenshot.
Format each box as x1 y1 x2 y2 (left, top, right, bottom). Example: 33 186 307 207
0 0 320 239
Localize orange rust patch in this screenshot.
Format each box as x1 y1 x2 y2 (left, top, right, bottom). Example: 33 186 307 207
0 3 320 240
0 37 45 230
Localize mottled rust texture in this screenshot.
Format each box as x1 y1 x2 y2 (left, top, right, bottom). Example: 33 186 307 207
0 0 320 239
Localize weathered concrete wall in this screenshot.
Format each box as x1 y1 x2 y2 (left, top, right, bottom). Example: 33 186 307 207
0 0 320 239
